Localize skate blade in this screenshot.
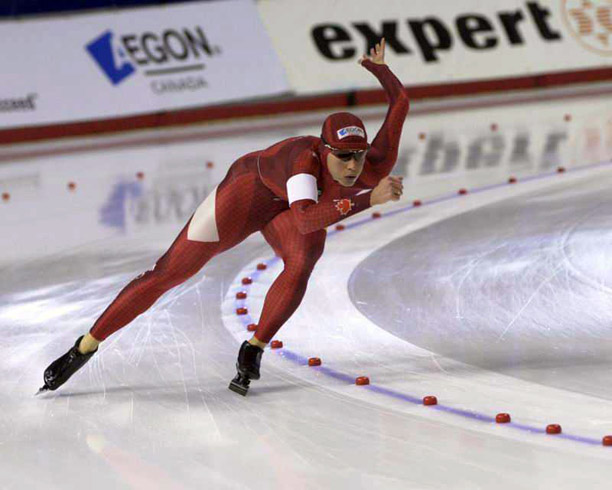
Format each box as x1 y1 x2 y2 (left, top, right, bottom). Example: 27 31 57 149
35 386 49 396
228 381 248 396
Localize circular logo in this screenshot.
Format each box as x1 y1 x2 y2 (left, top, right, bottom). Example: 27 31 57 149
562 0 612 55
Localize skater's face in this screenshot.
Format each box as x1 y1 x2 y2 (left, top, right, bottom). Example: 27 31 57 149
326 149 367 187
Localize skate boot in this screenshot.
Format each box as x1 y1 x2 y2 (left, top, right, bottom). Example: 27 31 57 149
37 335 98 395
228 341 263 396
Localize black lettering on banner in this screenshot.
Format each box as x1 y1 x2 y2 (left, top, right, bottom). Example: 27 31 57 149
132 196 149 224
527 1 561 41
132 185 209 225
122 34 148 65
142 32 167 63
499 11 526 45
390 148 415 177
420 136 461 175
466 136 505 169
164 30 189 60
352 21 411 54
310 1 563 62
154 191 172 221
510 134 532 166
312 24 356 60
408 18 452 62
441 141 461 173
185 187 202 214
184 27 215 57
0 94 37 112
456 15 498 50
541 132 567 169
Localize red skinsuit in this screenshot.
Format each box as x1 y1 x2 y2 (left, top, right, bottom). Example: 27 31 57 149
90 60 409 343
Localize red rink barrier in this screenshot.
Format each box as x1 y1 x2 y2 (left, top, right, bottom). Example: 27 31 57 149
1 66 611 145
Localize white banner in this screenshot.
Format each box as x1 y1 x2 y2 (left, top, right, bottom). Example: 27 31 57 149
0 0 289 129
258 0 612 94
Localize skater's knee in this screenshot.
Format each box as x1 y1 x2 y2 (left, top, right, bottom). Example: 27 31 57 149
284 256 319 283
284 238 324 268
287 245 324 272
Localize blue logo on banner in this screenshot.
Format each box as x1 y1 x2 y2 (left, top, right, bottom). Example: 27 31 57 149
100 180 143 231
86 31 135 85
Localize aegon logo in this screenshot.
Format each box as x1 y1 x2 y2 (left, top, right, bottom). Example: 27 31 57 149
562 0 612 55
312 1 561 62
86 27 220 86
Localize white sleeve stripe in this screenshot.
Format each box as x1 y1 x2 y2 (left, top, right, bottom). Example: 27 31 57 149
287 173 318 205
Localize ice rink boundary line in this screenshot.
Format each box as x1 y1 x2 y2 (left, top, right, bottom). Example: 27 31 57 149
340 159 612 232
232 159 612 448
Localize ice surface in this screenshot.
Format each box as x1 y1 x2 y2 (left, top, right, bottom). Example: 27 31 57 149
1 88 612 489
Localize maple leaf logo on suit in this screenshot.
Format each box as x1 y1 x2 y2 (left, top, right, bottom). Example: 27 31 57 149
334 198 354 216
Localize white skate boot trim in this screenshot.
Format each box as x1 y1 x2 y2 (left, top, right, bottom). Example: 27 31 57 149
187 186 220 242
287 173 318 205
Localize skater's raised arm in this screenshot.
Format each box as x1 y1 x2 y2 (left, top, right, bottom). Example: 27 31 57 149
358 39 410 185
360 39 407 105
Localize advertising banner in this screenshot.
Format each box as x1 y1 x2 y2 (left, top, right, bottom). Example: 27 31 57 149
0 0 289 129
258 0 612 94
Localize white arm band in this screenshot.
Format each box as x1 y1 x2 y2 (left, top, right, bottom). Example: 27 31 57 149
287 173 318 205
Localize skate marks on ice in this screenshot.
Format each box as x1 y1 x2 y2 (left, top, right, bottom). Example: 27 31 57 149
350 167 612 400
223 161 612 454
1 241 307 489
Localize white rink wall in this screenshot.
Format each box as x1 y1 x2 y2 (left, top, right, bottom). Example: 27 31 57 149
1 86 610 264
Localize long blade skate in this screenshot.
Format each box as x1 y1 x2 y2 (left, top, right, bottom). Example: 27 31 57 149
38 335 97 395
35 386 49 396
228 373 250 396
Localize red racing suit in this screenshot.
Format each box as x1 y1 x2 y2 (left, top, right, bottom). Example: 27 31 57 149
90 60 409 343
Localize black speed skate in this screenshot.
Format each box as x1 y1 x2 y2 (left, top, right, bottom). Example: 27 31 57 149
228 341 263 396
37 335 97 395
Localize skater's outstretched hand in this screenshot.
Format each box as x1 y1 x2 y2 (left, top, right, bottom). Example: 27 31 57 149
370 175 403 206
359 38 386 66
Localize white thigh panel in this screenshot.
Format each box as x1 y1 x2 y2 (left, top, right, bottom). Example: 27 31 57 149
187 186 220 242
287 173 318 205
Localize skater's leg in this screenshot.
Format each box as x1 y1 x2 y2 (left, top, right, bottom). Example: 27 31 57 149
256 210 326 343
43 222 223 391
42 160 286 392
88 222 221 343
89 167 283 344
229 211 326 395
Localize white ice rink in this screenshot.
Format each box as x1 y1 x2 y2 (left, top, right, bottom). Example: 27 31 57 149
2 84 612 489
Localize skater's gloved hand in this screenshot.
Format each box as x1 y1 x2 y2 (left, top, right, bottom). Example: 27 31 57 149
359 38 386 66
370 176 403 206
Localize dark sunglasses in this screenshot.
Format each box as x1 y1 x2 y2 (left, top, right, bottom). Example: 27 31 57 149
324 144 369 162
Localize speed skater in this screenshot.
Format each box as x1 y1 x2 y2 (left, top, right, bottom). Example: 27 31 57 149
39 38 409 396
